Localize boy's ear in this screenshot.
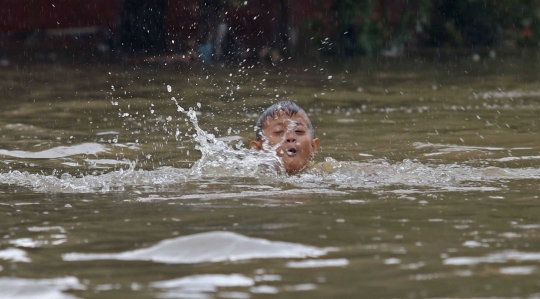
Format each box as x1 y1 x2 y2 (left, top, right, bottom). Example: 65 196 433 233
249 140 263 150
311 138 320 155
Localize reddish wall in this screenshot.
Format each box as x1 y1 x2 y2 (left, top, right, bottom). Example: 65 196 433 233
0 0 321 52
0 0 120 34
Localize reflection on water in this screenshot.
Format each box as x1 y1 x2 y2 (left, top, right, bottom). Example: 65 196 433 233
1 55 540 298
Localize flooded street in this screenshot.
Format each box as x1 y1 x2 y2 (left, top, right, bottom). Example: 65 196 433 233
1 52 540 299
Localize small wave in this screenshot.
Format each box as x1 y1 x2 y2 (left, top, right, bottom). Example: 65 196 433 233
0 143 107 159
291 158 540 190
179 106 284 177
499 266 537 275
0 106 539 194
0 248 31 263
286 258 349 268
444 250 540 266
1 155 539 194
62 231 332 264
151 274 254 289
0 277 85 299
472 89 540 99
0 166 188 193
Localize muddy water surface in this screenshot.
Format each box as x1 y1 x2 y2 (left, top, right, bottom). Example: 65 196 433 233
1 54 540 299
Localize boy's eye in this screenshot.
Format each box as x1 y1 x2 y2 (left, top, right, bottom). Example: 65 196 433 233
274 131 284 135
295 130 306 134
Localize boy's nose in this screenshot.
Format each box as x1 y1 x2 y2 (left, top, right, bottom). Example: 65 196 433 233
285 132 297 142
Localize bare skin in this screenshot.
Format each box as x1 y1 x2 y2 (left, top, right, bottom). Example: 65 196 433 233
250 110 320 175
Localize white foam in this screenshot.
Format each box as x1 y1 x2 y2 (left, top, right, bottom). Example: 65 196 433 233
408 273 445 281
400 262 425 270
0 277 85 299
253 275 281 282
414 142 505 151
85 158 132 166
0 248 31 262
284 284 316 291
515 224 540 229
343 200 365 204
336 119 356 123
499 266 536 275
216 136 243 142
4 123 41 131
96 131 120 136
28 226 66 233
217 291 250 299
157 189 347 201
473 89 540 99
0 143 106 159
462 241 484 248
1 108 540 195
0 166 187 193
499 232 521 238
250 285 278 294
156 292 210 299
286 258 349 268
63 231 332 264
384 258 401 265
444 250 540 266
9 238 45 248
151 274 254 299
491 156 540 162
151 274 254 289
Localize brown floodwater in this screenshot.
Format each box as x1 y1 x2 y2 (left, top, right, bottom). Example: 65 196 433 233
1 52 540 299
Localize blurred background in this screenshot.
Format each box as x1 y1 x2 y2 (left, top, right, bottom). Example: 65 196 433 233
1 0 538 64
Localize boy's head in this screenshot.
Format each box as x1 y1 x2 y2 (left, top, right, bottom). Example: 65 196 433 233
250 101 320 175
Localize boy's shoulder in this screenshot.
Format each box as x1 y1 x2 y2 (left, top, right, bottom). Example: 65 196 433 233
304 158 340 174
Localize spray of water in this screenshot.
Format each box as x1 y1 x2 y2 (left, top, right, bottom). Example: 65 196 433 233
1 99 539 194
171 98 285 177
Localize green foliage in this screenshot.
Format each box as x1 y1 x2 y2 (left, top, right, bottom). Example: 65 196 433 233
305 0 540 56
419 0 540 47
490 0 540 46
309 0 431 55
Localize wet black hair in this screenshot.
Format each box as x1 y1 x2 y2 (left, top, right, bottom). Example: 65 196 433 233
255 101 315 141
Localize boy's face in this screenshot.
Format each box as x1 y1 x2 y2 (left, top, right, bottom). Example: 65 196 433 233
250 110 320 175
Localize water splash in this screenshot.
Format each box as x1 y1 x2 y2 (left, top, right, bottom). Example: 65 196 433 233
0 104 539 194
0 164 187 193
290 158 540 191
173 101 284 177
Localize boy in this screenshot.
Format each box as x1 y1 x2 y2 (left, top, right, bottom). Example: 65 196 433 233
250 101 320 175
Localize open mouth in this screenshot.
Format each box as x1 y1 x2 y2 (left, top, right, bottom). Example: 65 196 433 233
286 148 297 156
